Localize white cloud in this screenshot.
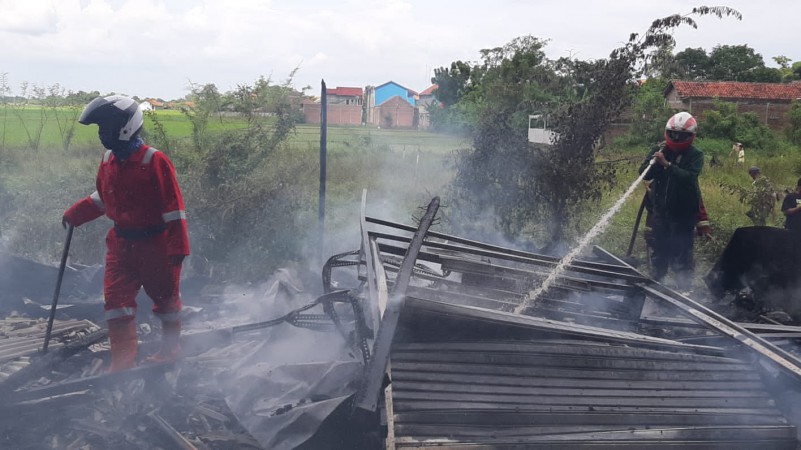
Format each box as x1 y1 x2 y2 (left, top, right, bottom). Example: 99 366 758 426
0 0 58 35
0 0 796 99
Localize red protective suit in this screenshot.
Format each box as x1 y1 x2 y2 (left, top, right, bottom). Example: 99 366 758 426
64 144 189 322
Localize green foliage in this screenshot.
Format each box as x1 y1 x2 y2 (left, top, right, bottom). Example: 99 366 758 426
431 61 473 107
667 44 789 82
773 57 800 82
701 99 776 150
704 44 782 82
429 36 561 135
176 75 307 279
426 101 474 135
787 101 801 145
673 47 710 80
720 176 779 226
448 7 742 247
626 79 673 145
181 82 226 152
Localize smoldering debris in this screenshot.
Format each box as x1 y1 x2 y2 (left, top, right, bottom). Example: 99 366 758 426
351 202 801 448
705 226 801 322
0 260 369 450
6 201 801 449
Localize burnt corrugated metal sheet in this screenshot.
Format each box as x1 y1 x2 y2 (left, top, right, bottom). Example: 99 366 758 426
353 214 801 448
389 339 795 448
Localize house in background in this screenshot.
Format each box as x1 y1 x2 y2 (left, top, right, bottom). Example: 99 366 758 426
415 84 438 130
365 81 419 128
326 86 363 106
302 86 364 126
373 96 416 129
373 81 417 107
303 81 440 129
144 99 164 109
665 80 801 131
138 101 154 112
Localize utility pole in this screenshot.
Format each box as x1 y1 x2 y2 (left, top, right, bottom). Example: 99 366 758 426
318 79 328 264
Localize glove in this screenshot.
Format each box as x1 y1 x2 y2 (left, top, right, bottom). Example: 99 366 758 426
169 255 186 266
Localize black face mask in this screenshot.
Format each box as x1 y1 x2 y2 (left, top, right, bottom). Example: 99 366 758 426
98 121 139 161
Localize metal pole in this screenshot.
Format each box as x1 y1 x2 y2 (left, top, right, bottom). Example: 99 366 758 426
319 79 327 263
626 192 648 257
43 224 74 353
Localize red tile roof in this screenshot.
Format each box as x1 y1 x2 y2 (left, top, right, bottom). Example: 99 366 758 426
667 80 801 101
418 84 438 96
326 87 363 97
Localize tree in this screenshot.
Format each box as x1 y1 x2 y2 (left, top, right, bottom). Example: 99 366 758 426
773 56 800 82
702 99 775 149
10 82 49 151
627 79 674 145
181 82 226 152
786 101 801 145
449 7 741 247
431 61 473 107
175 73 306 278
44 83 82 152
673 47 710 80
707 44 767 81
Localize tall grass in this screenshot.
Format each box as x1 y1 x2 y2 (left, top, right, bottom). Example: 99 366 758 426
0 110 464 279
3 107 799 288
595 137 801 287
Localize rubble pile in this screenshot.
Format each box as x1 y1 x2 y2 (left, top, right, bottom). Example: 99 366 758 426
4 196 801 448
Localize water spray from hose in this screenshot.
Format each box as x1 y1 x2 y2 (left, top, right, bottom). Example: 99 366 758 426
513 157 658 314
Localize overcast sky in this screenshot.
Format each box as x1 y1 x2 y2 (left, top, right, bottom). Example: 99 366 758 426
0 0 796 100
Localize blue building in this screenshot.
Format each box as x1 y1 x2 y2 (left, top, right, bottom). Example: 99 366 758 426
373 81 417 107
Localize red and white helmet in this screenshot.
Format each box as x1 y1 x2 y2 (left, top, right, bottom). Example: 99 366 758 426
664 111 697 151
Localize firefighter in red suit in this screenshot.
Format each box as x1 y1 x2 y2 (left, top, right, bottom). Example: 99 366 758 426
63 95 189 372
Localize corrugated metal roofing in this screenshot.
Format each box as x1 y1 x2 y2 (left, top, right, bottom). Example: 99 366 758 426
353 211 801 448
390 340 794 448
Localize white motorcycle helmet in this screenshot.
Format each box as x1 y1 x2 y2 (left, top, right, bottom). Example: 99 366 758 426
79 95 143 149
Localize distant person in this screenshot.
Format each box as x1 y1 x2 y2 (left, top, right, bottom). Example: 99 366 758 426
745 166 777 226
729 142 745 164
638 112 703 292
781 177 801 233
62 95 189 372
